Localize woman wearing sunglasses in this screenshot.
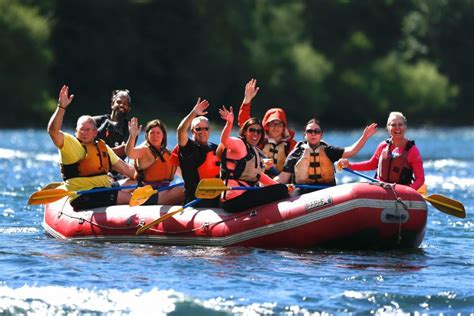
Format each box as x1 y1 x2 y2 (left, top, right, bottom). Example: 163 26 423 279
218 106 289 213
124 117 184 205
337 111 425 191
275 118 377 196
237 79 297 176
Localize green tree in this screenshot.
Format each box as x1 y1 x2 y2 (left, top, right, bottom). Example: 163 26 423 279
1 0 53 127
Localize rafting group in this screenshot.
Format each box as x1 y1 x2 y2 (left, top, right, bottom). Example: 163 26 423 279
37 78 426 213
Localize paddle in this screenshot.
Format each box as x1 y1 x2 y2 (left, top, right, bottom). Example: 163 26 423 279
135 179 330 235
194 178 330 199
135 198 202 235
28 182 184 206
28 185 139 205
129 182 184 207
341 168 466 218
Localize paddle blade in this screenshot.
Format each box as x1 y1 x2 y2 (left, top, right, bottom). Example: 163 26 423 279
135 206 184 235
424 194 466 218
195 178 228 199
41 182 63 190
28 188 74 205
129 185 157 207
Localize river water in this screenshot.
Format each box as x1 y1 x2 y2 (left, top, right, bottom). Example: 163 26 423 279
0 127 473 315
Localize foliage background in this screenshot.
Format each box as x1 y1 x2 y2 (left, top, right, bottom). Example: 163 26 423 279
1 0 472 129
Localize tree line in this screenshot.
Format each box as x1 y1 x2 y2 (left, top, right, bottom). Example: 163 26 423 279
2 0 472 129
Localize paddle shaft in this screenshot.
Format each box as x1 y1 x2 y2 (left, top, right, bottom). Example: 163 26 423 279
135 198 202 235
342 168 466 218
78 182 183 195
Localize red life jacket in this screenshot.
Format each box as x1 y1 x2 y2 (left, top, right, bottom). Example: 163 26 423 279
377 139 415 185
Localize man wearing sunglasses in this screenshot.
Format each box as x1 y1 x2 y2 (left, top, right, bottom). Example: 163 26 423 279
275 118 377 196
172 98 221 207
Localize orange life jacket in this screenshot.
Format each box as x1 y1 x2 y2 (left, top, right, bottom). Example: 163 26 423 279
197 149 221 179
61 139 111 180
134 145 176 183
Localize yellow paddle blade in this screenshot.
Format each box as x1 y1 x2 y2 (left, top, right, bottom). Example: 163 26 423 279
28 188 75 205
135 206 184 235
195 178 229 199
423 194 466 219
129 185 157 207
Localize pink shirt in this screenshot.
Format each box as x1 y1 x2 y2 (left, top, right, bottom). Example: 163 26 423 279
349 141 425 190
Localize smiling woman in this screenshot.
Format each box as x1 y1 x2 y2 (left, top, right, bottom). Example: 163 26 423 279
275 117 377 196
218 105 289 213
123 117 184 205
337 111 425 191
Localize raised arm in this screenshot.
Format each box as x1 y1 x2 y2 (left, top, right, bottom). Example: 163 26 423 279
238 79 260 127
219 105 235 148
177 98 209 146
342 123 378 158
125 117 146 159
47 85 74 148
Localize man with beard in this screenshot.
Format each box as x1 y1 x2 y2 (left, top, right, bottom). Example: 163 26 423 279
93 89 132 160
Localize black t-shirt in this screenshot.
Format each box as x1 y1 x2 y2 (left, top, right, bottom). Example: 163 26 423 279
93 114 129 152
283 141 345 174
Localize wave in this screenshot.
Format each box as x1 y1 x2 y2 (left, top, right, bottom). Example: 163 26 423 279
0 285 280 315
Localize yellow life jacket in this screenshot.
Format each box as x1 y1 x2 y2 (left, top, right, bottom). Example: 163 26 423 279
262 140 289 173
61 139 111 180
294 142 335 185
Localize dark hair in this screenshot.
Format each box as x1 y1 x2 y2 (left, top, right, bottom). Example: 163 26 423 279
111 89 132 107
239 117 264 146
305 117 323 132
145 119 167 149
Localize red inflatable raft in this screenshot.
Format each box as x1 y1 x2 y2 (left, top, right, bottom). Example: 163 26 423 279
43 182 428 249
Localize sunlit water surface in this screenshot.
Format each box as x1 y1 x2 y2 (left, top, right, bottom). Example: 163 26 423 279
1 127 473 314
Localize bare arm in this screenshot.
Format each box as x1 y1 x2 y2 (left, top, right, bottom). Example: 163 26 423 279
47 85 74 148
219 105 235 148
274 171 292 184
342 123 378 158
125 117 146 159
177 98 209 146
112 159 135 179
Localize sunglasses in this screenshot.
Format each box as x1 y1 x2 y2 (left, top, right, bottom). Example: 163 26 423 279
306 129 322 135
268 121 284 127
248 127 263 134
194 127 209 132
